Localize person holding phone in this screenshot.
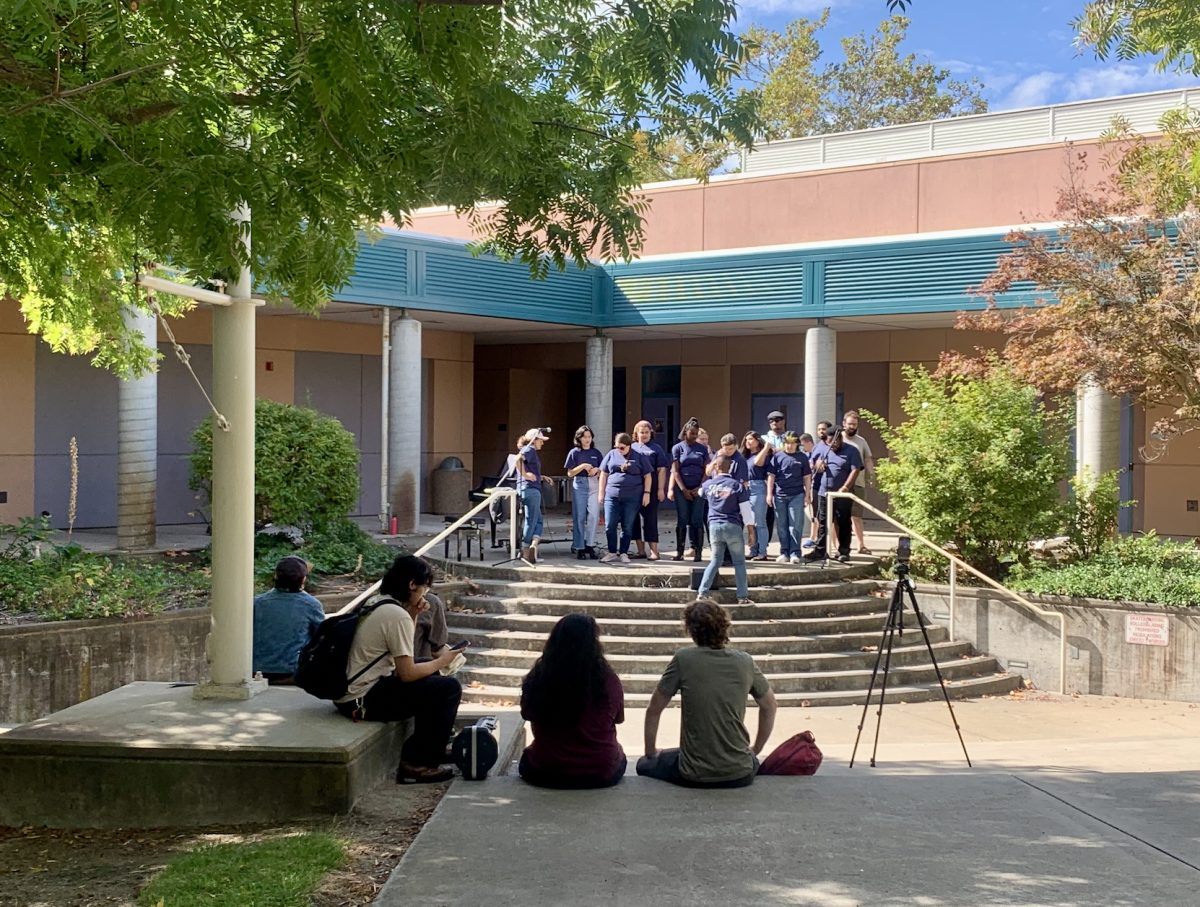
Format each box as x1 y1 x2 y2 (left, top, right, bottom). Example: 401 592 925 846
565 425 603 560
598 432 652 563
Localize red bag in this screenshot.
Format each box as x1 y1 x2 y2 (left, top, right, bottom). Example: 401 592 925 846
758 731 823 776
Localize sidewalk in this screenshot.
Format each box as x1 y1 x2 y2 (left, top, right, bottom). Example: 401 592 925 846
378 695 1200 906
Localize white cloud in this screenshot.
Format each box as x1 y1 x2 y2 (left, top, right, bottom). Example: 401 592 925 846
993 63 1200 109
735 0 842 13
998 71 1062 108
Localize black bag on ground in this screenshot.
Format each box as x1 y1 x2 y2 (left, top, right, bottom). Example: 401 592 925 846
295 598 393 701
451 717 500 780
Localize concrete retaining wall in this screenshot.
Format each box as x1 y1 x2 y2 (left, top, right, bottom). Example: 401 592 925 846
916 585 1200 702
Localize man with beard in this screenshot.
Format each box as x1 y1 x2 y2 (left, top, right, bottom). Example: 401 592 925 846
841 410 875 555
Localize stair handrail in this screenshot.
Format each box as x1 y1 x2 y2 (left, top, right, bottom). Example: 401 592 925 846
825 491 1067 695
336 488 519 615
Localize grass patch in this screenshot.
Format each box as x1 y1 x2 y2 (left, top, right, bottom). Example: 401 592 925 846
138 832 344 907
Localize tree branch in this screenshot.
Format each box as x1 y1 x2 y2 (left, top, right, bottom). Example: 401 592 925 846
5 60 173 117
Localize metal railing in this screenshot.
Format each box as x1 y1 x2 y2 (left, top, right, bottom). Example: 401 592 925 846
825 491 1067 695
337 488 519 614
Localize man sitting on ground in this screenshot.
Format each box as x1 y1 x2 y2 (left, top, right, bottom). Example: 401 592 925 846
252 555 325 684
637 600 777 788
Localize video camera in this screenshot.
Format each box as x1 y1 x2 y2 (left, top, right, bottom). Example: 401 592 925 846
894 535 912 577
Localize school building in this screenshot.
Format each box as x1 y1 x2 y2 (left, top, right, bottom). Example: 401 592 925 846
2 87 1198 545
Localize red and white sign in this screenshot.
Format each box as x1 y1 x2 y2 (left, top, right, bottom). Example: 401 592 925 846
1125 614 1170 647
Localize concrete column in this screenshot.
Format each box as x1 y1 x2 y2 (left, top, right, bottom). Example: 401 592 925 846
117 306 157 550
804 324 837 436
388 312 422 532
1076 376 1121 485
196 202 266 700
586 332 613 447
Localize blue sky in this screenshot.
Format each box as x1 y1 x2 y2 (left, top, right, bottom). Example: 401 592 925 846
734 0 1200 109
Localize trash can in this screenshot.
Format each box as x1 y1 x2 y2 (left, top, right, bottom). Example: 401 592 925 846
431 456 471 516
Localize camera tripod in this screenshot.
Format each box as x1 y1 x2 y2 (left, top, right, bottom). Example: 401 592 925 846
849 563 972 768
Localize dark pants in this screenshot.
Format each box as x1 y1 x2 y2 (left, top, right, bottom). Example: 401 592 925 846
337 671 462 768
811 495 852 559
518 752 627 789
674 492 705 551
766 503 776 544
636 749 757 789
605 496 640 554
632 497 660 544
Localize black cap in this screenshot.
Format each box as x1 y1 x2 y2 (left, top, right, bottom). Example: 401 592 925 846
768 410 785 420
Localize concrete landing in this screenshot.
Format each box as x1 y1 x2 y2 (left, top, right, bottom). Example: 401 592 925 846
0 681 407 828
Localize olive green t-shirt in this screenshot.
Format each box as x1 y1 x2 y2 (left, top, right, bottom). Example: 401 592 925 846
658 646 770 783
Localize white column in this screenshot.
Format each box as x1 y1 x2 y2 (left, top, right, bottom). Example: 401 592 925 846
196 203 266 700
1076 376 1121 484
586 332 613 447
804 323 837 436
117 306 157 550
388 312 422 532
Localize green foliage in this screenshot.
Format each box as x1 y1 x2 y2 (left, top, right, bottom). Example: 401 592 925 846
0 518 208 621
137 833 344 907
744 14 986 140
864 363 1070 578
1077 0 1200 74
252 519 400 590
1066 470 1130 560
190 400 360 532
1009 533 1200 607
0 1 760 374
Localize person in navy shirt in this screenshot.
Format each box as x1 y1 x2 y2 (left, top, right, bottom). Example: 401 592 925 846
670 418 711 562
806 429 863 563
709 433 749 483
631 420 671 561
805 421 834 550
767 432 814 565
696 455 754 604
740 431 775 561
565 425 603 560
598 432 652 564
516 428 550 563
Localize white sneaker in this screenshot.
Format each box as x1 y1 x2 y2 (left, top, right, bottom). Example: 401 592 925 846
737 598 756 606
790 554 801 565
775 554 789 564
619 553 631 563
600 553 619 563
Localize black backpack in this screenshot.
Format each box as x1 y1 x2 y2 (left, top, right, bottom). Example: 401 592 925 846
295 598 395 701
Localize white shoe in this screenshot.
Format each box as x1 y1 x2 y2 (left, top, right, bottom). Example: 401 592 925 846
790 555 801 565
775 555 789 564
600 553 619 563
619 553 631 563
737 598 756 606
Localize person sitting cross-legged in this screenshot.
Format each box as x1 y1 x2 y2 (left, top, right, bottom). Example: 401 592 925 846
252 555 325 684
637 600 778 789
335 555 464 784
518 614 627 789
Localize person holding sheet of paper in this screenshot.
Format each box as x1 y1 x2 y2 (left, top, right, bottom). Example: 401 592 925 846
696 454 754 605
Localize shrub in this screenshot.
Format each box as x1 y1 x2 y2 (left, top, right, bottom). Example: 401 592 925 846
864 363 1070 578
251 519 401 590
1066 469 1131 560
190 400 360 532
1008 533 1200 607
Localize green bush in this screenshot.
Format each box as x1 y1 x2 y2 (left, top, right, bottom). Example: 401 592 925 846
1066 469 1131 560
864 363 1070 578
251 519 401 590
190 400 361 532
1008 533 1200 606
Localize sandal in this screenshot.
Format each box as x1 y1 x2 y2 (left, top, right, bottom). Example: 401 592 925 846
858 546 872 555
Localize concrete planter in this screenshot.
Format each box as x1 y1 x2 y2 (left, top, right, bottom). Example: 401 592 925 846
914 584 1200 702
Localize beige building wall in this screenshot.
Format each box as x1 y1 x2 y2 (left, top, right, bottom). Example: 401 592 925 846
1138 405 1200 537
423 329 476 489
0 300 35 524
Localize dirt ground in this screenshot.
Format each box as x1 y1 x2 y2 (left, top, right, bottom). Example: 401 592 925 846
0 779 447 907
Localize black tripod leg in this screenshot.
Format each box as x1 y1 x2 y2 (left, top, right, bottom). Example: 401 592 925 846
904 580 972 767
849 589 898 768
868 585 903 768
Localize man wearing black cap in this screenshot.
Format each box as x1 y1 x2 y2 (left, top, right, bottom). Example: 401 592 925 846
762 411 787 556
252 555 326 684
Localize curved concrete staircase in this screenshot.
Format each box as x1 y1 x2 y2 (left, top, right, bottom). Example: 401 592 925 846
433 558 1022 707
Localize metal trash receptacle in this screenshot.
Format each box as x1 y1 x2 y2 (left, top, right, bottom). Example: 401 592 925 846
430 456 471 516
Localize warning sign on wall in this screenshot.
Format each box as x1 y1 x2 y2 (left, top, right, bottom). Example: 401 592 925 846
1125 613 1170 647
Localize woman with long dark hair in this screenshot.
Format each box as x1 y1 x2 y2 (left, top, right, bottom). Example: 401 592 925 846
518 614 627 788
741 431 774 561
669 417 710 561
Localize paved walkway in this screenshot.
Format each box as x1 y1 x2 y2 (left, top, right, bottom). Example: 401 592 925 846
378 695 1200 906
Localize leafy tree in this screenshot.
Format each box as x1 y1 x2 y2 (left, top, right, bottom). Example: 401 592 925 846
864 364 1069 578
0 1 759 373
744 14 986 140
1076 0 1200 74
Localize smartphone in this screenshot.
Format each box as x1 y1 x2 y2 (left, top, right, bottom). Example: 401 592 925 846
450 640 470 651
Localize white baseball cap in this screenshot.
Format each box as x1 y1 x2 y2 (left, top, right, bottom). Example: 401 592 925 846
526 428 549 441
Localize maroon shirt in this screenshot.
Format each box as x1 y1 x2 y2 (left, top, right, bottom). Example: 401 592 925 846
520 670 626 781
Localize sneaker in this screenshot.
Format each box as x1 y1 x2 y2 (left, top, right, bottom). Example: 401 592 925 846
803 552 823 562
576 549 587 560
802 539 816 549
586 546 599 560
775 554 789 564
600 552 619 563
737 598 756 606
836 553 851 563
619 553 631 563
696 593 715 602
396 763 454 785
789 554 801 565
683 548 696 559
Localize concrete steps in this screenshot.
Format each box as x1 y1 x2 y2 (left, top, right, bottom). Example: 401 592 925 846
432 557 1022 708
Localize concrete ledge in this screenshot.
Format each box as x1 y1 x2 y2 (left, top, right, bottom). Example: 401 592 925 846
0 682 410 828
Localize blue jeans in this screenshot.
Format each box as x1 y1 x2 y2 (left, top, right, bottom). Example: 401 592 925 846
673 491 705 551
775 494 807 558
571 477 599 550
604 496 640 554
748 480 769 557
698 522 748 599
520 487 543 546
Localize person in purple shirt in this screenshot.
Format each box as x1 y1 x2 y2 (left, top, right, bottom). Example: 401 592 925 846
598 432 652 564
519 614 626 789
741 431 775 561
805 428 863 564
564 425 603 560
806 420 834 550
631 420 671 561
669 418 711 562
696 455 754 604
516 428 550 563
767 432 814 565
